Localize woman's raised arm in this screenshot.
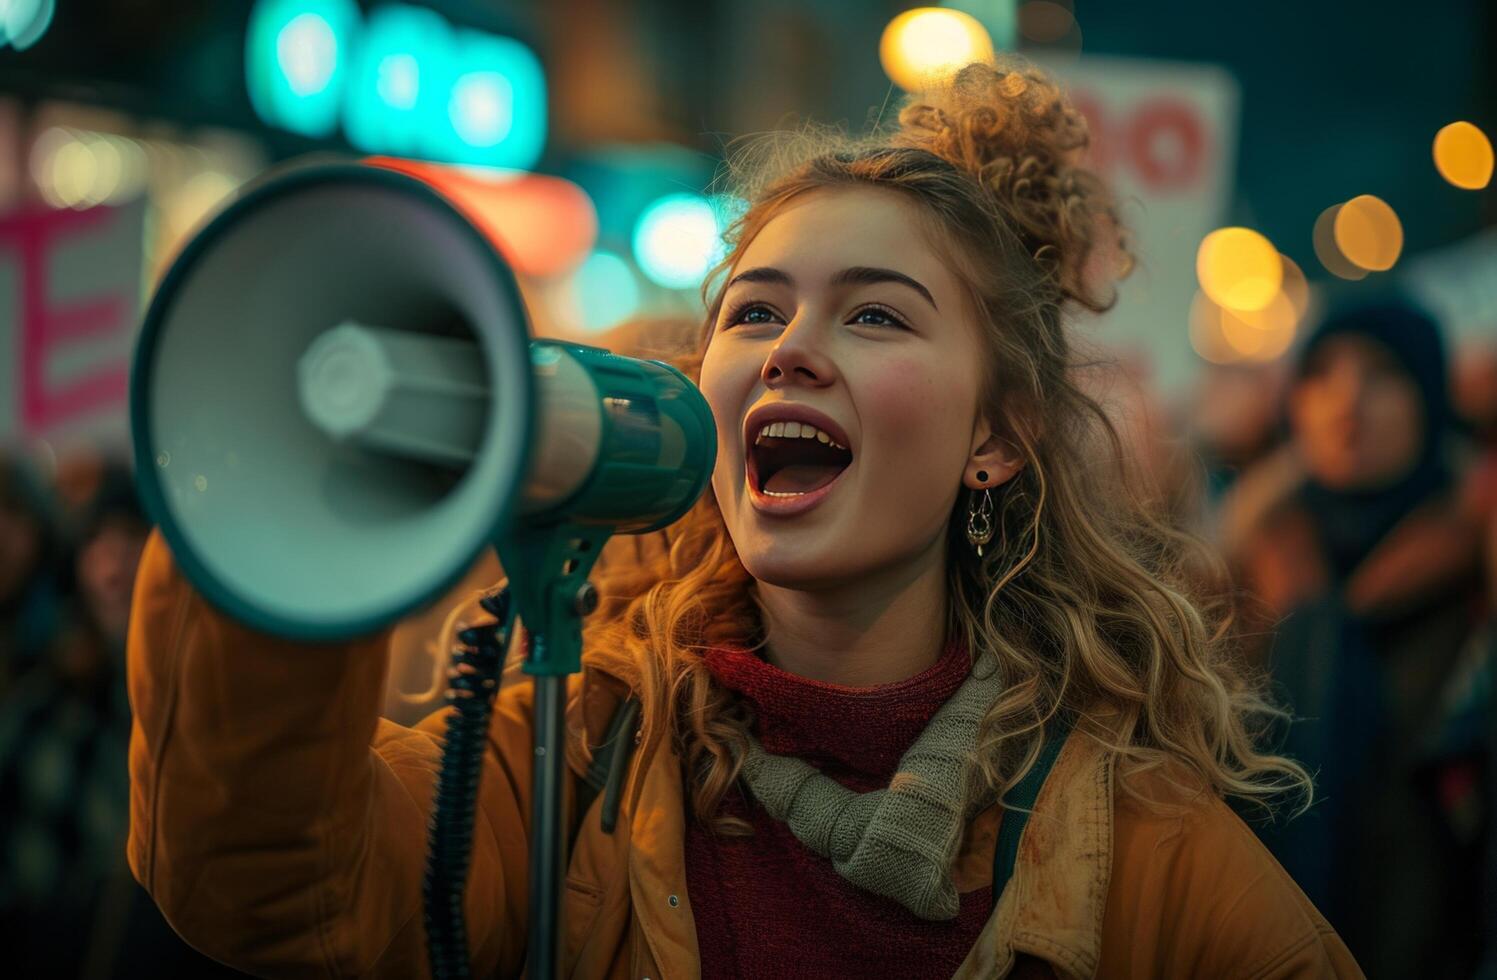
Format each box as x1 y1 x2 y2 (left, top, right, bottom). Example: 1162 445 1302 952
126 527 534 978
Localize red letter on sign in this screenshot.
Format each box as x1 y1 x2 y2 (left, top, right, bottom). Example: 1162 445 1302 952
0 207 129 435
1127 99 1208 192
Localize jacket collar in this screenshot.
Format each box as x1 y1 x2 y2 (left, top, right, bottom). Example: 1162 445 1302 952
955 730 1113 980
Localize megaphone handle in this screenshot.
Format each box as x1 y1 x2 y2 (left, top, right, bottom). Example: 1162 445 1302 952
527 665 569 980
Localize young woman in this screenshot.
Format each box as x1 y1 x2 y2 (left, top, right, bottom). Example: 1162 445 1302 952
126 62 1360 978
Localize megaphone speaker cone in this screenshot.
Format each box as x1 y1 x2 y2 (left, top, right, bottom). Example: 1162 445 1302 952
131 164 536 642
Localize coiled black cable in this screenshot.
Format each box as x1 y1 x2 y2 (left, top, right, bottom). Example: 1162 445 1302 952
424 588 511 980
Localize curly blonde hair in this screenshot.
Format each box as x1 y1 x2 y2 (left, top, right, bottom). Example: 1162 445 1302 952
474 60 1310 832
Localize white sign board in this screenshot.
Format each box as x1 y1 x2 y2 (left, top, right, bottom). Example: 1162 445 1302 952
1047 56 1240 392
0 199 145 450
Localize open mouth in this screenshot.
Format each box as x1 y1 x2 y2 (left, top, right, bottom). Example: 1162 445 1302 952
747 421 854 497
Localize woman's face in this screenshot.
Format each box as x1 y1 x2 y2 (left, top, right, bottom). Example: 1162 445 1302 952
76 516 147 645
699 186 1009 591
1290 335 1425 491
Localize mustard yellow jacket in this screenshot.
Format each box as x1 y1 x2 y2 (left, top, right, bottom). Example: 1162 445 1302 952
126 529 1362 979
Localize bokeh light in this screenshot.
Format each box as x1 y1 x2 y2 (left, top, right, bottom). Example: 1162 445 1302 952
345 4 448 158
1312 203 1366 280
1278 254 1310 318
247 0 359 138
879 7 994 92
48 138 96 208
29 128 152 209
1433 121 1493 190
1195 227 1282 312
0 0 55 50
632 193 724 290
375 52 421 110
1190 290 1297 365
574 251 642 334
439 30 546 168
1218 294 1297 361
449 71 513 148
1333 194 1402 271
277 13 339 96
1188 291 1237 365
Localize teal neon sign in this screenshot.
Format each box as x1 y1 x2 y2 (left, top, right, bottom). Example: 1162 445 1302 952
247 1 546 170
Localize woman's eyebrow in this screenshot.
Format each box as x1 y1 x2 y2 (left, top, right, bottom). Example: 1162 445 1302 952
832 266 938 312
726 266 793 289
725 265 939 312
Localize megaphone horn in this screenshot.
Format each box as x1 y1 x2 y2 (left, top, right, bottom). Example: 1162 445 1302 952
131 161 715 644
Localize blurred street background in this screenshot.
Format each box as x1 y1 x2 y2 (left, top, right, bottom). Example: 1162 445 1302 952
0 1 1493 977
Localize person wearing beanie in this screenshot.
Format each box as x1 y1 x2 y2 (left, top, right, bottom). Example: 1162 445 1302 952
125 61 1358 978
1226 294 1486 978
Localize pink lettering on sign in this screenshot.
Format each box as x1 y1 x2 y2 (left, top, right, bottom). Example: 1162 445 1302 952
0 206 130 435
1126 98 1207 192
1066 89 1211 194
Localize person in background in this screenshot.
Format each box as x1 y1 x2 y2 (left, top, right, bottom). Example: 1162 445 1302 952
1222 296 1488 979
0 461 248 978
0 455 67 696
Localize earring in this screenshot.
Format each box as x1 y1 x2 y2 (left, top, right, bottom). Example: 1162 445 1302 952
966 485 995 557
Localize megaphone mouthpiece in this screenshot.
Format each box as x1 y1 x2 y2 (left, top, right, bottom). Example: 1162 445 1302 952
297 321 488 469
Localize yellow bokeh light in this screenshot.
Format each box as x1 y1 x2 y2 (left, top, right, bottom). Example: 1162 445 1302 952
50 139 98 209
1278 254 1310 317
879 8 994 93
1312 204 1366 280
1219 291 1297 362
1188 291 1239 365
1333 194 1402 272
1195 227 1282 312
1433 121 1493 190
1190 289 1298 365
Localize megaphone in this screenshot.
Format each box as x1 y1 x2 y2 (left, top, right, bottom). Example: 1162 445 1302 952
132 161 713 643
129 161 717 980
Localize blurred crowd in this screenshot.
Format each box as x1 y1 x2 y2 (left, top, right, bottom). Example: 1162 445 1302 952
0 454 249 977
0 290 1494 978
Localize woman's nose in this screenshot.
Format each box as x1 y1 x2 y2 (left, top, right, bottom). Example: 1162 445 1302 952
761 324 836 389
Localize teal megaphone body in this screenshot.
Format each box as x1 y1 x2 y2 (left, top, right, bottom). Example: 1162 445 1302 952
129 161 716 980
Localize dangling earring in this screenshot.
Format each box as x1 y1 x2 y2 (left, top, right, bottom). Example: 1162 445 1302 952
966 483 995 557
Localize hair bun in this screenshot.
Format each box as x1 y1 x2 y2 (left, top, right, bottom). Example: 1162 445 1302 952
893 60 1130 311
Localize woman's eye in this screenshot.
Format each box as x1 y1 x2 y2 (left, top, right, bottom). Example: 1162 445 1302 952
728 304 780 327
850 306 907 329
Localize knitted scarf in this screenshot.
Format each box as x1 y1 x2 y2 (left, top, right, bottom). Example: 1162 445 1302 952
731 655 1002 920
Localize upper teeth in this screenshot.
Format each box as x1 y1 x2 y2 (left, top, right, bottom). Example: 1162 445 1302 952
755 421 846 450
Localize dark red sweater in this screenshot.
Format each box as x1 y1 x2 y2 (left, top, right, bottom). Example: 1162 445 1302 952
685 643 993 979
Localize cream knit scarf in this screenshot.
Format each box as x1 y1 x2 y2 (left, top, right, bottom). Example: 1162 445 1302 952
732 656 1002 921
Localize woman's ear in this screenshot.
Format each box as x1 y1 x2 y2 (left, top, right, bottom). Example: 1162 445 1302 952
964 423 1025 490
